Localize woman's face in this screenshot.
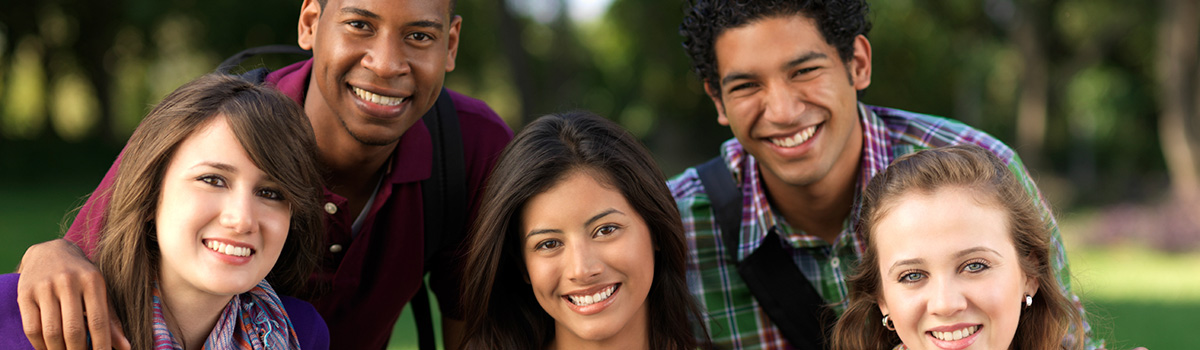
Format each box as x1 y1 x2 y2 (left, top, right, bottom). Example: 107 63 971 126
156 115 290 301
521 170 655 347
873 187 1037 350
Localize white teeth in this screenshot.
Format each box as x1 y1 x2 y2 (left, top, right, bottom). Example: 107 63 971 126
932 325 978 341
769 125 818 148
205 240 252 257
352 86 406 106
567 285 616 306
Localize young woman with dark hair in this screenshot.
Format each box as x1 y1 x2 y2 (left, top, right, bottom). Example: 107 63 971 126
459 111 709 350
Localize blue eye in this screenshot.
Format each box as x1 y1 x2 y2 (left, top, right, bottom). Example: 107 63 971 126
899 271 925 283
964 261 989 273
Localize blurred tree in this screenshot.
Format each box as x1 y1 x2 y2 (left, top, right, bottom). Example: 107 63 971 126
1157 0 1200 203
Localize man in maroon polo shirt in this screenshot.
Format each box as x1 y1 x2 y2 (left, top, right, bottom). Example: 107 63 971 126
15 0 512 349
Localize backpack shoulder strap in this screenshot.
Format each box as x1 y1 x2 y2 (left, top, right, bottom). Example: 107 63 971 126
694 156 743 261
694 155 833 349
414 88 465 350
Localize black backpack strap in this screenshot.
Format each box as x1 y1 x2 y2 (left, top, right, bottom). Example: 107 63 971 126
215 45 312 75
414 88 465 350
694 156 833 349
696 156 743 254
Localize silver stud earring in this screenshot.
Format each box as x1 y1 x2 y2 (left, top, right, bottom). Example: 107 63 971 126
1024 294 1033 308
882 314 896 331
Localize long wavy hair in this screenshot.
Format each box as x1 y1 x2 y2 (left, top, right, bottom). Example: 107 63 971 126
831 144 1084 350
90 74 324 350
459 111 710 350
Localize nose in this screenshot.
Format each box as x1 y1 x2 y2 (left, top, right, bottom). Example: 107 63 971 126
928 276 968 317
762 83 805 126
361 34 411 79
565 242 604 283
219 192 258 235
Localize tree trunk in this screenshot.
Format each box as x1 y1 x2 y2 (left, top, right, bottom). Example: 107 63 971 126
497 0 533 126
1012 3 1049 168
1157 0 1200 202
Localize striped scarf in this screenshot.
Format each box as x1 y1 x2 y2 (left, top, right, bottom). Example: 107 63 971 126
152 280 302 349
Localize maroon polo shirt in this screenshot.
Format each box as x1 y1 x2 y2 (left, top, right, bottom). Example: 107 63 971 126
65 60 513 349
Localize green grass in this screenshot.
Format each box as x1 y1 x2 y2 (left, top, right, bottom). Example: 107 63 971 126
3 182 1197 349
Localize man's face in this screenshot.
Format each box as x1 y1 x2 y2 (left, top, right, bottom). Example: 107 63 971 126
298 0 460 146
706 14 871 189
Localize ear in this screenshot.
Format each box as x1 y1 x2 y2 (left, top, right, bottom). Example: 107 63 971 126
849 34 872 91
877 297 889 317
445 15 462 72
704 81 730 126
297 0 322 51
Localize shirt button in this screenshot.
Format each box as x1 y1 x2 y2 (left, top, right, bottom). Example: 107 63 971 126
324 202 338 214
831 257 841 268
329 244 343 253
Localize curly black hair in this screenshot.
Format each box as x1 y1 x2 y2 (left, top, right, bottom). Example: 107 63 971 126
680 0 871 95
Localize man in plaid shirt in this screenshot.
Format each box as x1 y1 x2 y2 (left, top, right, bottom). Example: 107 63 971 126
671 0 1100 349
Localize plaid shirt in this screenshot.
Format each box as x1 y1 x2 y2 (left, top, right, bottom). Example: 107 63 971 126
668 104 1099 349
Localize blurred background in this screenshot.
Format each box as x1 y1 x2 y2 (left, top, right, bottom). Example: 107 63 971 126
1 0 1197 348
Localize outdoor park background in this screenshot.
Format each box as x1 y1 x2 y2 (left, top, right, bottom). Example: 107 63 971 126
1 0 1198 348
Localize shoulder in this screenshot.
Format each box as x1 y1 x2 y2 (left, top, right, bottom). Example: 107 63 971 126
445 89 514 142
0 274 35 350
869 105 1018 163
668 167 704 200
280 296 330 350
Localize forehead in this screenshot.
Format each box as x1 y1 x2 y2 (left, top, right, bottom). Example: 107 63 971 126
325 0 451 21
712 14 834 77
520 171 633 227
872 187 1015 262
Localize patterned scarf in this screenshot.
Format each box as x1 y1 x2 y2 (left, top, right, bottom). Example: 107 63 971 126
152 280 302 349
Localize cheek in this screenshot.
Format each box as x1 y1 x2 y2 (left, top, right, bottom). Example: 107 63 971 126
524 256 559 300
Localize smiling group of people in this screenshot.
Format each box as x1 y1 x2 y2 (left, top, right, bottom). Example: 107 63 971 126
3 0 1107 349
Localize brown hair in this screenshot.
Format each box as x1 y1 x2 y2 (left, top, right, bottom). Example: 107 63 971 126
91 74 324 349
459 111 710 350
831 145 1083 350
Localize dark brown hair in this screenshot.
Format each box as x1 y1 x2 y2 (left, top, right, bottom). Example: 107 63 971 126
830 144 1084 350
91 74 324 349
459 111 710 350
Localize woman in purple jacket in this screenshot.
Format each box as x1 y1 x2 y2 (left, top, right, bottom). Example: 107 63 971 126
2 74 328 349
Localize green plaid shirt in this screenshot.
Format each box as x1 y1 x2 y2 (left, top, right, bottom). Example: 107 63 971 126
668 104 1099 349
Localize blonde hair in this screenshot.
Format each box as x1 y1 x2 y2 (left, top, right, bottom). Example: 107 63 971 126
831 145 1083 350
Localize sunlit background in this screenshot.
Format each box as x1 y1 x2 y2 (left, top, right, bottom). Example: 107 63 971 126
1 0 1197 348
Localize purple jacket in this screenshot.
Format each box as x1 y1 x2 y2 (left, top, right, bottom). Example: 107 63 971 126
0 273 330 349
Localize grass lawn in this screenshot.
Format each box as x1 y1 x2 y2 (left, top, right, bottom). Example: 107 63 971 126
3 182 1197 349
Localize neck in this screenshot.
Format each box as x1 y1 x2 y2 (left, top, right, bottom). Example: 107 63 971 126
158 277 234 349
304 81 395 212
761 118 864 244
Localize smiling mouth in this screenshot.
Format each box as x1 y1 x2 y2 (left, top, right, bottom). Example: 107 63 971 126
929 325 980 341
769 124 819 148
351 86 408 106
565 284 619 307
204 240 254 258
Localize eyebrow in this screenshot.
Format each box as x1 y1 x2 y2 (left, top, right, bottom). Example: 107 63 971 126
192 162 237 173
406 19 445 30
523 208 625 239
340 7 380 20
719 51 828 88
886 246 1004 275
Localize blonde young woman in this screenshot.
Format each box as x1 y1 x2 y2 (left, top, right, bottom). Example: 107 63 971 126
832 145 1085 350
